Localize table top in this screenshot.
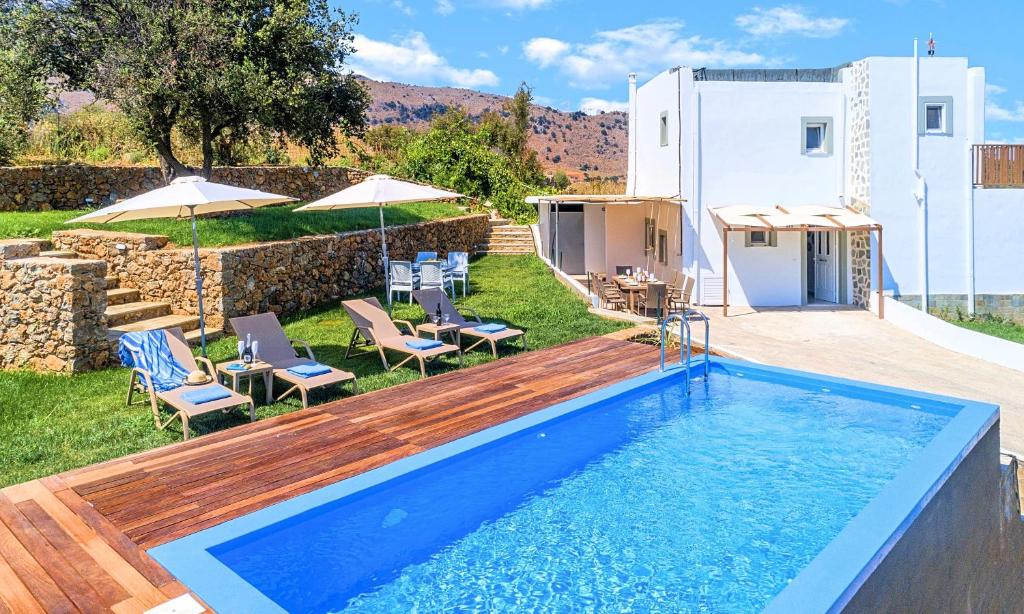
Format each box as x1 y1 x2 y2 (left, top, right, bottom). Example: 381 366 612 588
416 321 461 332
216 360 273 374
613 276 661 290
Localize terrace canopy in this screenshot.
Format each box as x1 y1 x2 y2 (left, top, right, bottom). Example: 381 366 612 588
710 204 884 319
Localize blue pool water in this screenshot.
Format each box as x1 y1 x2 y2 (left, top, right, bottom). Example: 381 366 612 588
205 368 954 613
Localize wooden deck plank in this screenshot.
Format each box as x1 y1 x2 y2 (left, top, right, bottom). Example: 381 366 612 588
2 337 660 611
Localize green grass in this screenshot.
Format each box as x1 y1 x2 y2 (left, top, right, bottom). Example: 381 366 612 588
947 317 1024 344
0 201 464 247
0 255 628 487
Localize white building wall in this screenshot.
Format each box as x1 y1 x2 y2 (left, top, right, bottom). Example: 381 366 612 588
973 189 1024 293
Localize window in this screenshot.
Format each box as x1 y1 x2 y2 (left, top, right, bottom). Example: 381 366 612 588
745 230 778 247
918 96 953 136
658 230 669 265
659 111 669 147
644 218 656 252
801 117 832 155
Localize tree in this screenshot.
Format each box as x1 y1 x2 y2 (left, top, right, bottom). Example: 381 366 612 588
27 0 369 181
551 170 570 190
479 81 544 185
0 2 49 164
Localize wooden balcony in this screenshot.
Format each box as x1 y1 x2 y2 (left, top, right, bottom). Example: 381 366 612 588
973 144 1024 187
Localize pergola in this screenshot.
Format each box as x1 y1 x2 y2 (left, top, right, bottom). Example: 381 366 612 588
711 204 885 319
525 194 686 271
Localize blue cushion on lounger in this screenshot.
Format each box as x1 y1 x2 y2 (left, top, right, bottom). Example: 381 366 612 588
181 387 232 405
406 339 443 350
286 363 332 378
474 323 508 334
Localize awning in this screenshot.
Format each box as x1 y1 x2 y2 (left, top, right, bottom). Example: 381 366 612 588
711 204 880 231
526 194 686 205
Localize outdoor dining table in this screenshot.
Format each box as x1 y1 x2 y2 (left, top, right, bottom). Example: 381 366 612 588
613 276 654 314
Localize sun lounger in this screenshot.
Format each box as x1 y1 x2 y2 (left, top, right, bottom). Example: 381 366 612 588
342 298 462 377
229 313 357 408
123 328 254 440
412 288 527 357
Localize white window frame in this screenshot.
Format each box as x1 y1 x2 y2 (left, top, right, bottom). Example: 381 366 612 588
924 103 946 133
800 116 833 156
918 96 954 136
745 230 778 248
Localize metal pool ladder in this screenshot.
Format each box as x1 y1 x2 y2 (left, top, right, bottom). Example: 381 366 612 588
660 310 711 395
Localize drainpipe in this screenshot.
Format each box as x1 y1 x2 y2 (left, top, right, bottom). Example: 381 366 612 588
628 73 638 196
913 38 929 313
676 68 684 280
692 89 703 305
965 82 978 315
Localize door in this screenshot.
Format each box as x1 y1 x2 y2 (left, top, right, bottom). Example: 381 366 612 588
549 205 585 275
812 231 837 303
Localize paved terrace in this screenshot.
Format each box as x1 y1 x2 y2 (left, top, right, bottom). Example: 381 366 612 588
703 307 1024 455
0 337 660 612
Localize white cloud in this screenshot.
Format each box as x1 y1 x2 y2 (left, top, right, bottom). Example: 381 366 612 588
522 21 766 89
498 45 510 55
435 0 454 15
351 32 499 88
523 37 570 68
579 97 628 115
986 83 1007 95
392 0 414 16
735 6 849 38
986 101 1024 122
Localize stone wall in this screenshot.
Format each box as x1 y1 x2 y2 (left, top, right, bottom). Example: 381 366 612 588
844 60 873 308
53 214 489 330
0 164 372 211
0 246 109 373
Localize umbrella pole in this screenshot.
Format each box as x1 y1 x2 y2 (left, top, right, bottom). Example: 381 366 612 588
189 207 208 357
380 204 390 305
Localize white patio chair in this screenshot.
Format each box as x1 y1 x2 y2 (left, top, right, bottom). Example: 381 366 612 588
419 260 454 296
389 260 418 304
447 251 470 296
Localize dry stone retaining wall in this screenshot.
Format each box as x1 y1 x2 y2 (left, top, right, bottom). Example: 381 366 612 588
0 164 372 211
0 247 109 373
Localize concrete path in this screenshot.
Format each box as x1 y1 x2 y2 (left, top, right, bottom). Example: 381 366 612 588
697 306 1024 455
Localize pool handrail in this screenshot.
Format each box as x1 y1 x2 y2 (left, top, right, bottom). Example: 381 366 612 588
660 310 711 394
685 309 711 378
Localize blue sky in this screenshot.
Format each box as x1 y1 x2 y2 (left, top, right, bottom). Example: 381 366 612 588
338 0 1024 142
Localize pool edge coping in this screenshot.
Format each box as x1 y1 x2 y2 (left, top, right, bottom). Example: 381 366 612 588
148 357 998 614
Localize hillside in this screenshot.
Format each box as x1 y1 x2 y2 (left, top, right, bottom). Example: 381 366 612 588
360 79 628 180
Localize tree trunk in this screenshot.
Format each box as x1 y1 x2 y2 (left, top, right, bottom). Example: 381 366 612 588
154 137 191 184
200 122 214 180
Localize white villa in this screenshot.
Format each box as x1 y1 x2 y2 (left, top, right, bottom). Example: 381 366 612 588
533 53 1024 320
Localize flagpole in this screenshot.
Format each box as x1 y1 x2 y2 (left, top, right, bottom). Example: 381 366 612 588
189 206 208 356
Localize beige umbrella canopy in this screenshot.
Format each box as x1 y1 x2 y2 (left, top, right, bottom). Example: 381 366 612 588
294 174 464 303
68 176 297 354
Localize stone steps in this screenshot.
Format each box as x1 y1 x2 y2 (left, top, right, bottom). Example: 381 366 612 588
39 250 77 259
476 241 535 251
104 276 119 288
107 314 222 350
105 300 172 328
475 221 534 256
106 287 141 306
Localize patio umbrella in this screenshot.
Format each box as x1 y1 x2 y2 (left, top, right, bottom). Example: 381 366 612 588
293 174 464 304
67 176 297 355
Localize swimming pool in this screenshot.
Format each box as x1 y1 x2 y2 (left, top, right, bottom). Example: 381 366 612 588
150 357 997 613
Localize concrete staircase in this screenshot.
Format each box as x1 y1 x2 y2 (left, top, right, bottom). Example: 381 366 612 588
475 219 535 256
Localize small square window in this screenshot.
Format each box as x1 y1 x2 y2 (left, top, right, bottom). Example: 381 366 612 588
925 104 944 132
805 123 825 152
659 111 669 147
746 230 777 247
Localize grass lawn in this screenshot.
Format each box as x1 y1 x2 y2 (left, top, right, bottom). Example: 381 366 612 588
0 201 464 247
0 255 629 487
947 317 1024 344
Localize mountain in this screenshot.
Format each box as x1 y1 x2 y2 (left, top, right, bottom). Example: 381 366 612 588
360 78 628 180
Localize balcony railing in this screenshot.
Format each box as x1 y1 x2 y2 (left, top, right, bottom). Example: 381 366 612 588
973 144 1024 187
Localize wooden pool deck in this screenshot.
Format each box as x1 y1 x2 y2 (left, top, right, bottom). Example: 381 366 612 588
0 336 661 613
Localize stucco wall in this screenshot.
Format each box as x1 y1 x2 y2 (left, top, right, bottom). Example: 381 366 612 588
845 425 1024 612
0 164 371 211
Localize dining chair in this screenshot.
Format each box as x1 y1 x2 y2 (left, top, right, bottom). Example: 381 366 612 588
637 282 668 322
389 260 418 304
447 251 470 296
419 260 454 296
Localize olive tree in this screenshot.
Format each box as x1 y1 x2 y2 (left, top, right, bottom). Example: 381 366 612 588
28 0 369 181
0 2 49 164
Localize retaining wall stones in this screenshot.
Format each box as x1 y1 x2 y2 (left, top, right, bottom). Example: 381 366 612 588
0 164 372 211
0 250 109 373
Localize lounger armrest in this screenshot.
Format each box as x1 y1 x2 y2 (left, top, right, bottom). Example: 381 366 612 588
290 338 315 360
464 308 484 323
393 319 417 335
195 356 216 377
131 367 157 401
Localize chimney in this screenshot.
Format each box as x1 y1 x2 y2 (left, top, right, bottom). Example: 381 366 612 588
628 73 638 195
